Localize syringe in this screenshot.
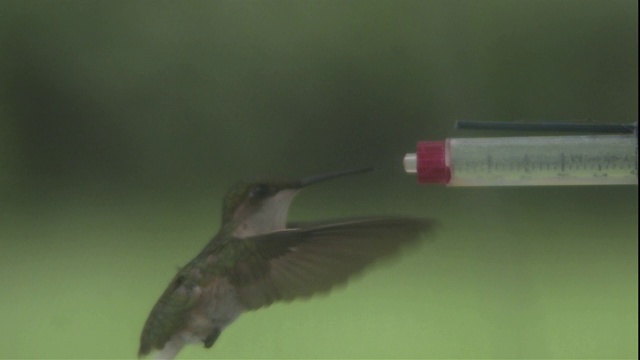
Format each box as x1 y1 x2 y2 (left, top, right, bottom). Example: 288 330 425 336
404 124 638 186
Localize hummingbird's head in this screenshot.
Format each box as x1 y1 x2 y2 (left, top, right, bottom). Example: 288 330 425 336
221 167 372 238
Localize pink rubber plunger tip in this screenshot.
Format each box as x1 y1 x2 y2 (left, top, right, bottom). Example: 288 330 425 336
416 141 451 184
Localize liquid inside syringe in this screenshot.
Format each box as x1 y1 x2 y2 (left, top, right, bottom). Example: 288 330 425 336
404 134 638 186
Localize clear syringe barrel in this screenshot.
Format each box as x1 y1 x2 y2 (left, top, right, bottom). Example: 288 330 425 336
404 134 638 186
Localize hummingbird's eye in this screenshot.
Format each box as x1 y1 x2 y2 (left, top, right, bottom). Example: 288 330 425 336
249 184 270 199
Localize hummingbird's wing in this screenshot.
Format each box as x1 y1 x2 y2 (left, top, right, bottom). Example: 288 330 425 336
227 217 433 310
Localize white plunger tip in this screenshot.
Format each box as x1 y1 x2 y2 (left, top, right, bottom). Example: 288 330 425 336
403 153 417 173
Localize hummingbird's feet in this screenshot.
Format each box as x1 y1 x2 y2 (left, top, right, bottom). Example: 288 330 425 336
203 328 221 348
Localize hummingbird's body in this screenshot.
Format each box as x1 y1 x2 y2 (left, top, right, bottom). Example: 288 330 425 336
139 168 432 359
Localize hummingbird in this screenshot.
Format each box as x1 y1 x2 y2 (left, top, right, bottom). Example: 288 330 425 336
138 167 432 359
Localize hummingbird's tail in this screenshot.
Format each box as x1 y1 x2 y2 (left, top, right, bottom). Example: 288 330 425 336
150 336 185 360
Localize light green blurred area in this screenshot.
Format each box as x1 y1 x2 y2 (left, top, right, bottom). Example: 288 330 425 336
0 1 637 359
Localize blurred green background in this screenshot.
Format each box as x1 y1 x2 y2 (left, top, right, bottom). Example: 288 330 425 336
0 0 637 358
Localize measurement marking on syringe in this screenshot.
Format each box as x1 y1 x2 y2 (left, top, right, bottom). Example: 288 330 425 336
471 156 634 174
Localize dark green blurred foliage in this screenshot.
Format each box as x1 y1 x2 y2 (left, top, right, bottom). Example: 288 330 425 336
0 1 637 359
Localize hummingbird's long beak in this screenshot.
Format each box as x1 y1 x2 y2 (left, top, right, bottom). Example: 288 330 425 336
300 166 373 187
